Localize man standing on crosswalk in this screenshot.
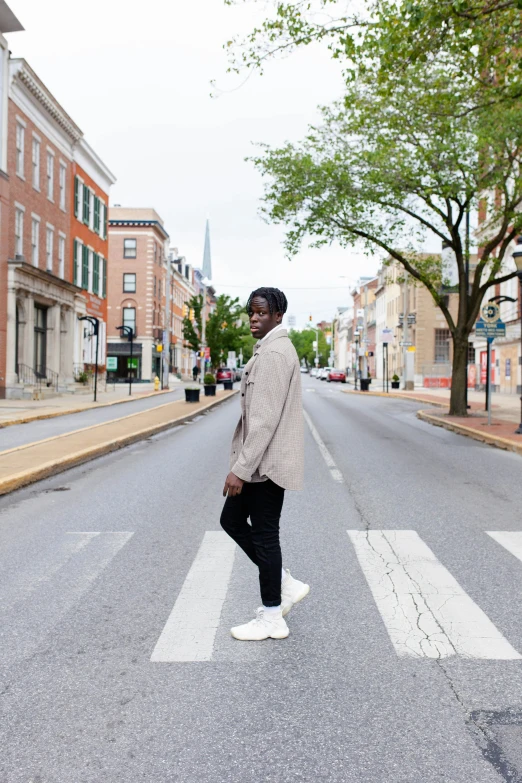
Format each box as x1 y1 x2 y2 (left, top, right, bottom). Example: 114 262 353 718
221 286 310 641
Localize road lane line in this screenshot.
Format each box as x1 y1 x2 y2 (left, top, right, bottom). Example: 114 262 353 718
487 532 522 564
150 531 236 662
303 410 344 484
347 530 521 660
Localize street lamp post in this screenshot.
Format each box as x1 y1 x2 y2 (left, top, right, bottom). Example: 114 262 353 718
116 324 134 396
77 315 100 402
354 330 360 390
512 242 522 434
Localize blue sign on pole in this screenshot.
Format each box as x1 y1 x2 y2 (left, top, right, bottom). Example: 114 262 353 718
475 317 506 341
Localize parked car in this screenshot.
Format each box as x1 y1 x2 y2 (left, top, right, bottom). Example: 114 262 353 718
310 368 318 377
300 366 308 374
319 367 333 380
327 369 347 383
234 367 243 381
216 367 233 382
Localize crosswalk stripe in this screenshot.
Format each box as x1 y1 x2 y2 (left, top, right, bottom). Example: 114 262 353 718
150 531 236 662
486 532 522 564
347 530 521 660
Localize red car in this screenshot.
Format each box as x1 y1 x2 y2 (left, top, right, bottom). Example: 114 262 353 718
216 367 233 382
327 369 346 383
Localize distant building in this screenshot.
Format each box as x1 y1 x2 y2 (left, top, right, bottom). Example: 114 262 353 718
107 207 169 383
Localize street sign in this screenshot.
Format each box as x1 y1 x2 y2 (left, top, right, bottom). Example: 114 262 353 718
475 317 506 341
481 302 500 323
288 314 296 327
106 357 117 371
380 328 395 344
127 358 138 369
205 347 211 359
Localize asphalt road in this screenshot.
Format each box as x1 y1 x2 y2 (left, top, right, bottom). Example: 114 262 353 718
1 375 522 782
0 386 192 451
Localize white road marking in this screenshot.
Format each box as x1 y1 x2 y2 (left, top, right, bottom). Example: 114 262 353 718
303 410 344 483
487 532 522 564
347 530 521 660
151 531 236 662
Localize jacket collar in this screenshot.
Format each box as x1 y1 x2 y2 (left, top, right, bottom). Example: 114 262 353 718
255 328 288 353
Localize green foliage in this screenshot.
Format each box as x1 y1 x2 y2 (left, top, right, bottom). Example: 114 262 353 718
206 295 251 368
204 373 216 385
183 294 203 353
392 373 400 382
289 328 329 368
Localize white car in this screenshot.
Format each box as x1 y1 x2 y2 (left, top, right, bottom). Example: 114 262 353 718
310 368 318 377
300 366 308 374
319 367 333 380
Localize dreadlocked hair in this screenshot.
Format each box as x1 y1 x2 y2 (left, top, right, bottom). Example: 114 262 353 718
246 287 288 316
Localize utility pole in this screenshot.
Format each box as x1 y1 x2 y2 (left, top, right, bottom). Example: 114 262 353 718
362 284 368 380
163 249 171 389
200 282 207 380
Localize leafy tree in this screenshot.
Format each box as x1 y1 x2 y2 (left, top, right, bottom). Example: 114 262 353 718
224 0 522 416
289 328 329 368
206 294 250 367
183 294 203 353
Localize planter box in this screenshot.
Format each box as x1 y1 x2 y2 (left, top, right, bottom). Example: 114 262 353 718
185 388 201 403
223 381 234 391
391 381 400 390
204 385 216 397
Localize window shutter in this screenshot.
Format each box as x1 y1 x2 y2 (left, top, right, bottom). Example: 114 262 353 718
82 245 89 289
74 177 79 218
83 186 89 225
93 253 99 295
102 257 107 298
73 239 79 285
94 198 100 234
103 204 108 240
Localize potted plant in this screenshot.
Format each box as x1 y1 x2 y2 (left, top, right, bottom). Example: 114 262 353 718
185 385 201 403
204 373 217 397
391 373 400 390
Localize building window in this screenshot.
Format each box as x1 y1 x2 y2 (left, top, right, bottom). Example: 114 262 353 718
16 123 24 177
434 329 451 364
59 164 66 210
82 184 90 224
94 196 100 233
467 342 475 365
46 226 54 272
32 138 40 189
15 208 23 257
46 152 54 200
74 176 82 218
73 240 82 287
31 218 39 267
154 243 157 263
93 253 99 295
58 235 65 278
123 307 136 336
154 276 157 297
124 238 137 258
123 273 136 292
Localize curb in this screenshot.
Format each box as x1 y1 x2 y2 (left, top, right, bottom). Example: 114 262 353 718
0 388 178 429
343 389 449 408
0 390 239 496
417 410 522 457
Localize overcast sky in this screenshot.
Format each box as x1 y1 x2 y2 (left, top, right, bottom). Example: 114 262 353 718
6 0 380 326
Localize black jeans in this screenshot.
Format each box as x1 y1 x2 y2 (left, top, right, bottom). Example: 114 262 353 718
220 479 285 607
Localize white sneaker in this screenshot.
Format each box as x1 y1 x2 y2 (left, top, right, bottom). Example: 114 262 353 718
230 608 289 641
281 568 310 617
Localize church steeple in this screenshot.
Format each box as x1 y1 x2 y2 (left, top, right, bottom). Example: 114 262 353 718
202 219 212 282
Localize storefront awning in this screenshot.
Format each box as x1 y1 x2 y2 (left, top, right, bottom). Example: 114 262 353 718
107 342 142 356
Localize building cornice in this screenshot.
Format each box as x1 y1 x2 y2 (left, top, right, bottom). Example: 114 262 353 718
109 219 169 240
9 257 82 294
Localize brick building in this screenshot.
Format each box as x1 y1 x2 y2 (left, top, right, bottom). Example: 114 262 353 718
1 59 114 398
0 4 23 398
107 207 169 382
71 139 115 375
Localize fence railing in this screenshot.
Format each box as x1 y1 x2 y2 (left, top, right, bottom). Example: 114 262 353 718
17 364 59 390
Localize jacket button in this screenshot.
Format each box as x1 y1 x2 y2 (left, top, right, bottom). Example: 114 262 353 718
242 393 245 396
245 371 248 375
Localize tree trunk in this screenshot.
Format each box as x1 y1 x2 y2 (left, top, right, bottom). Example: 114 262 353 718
449 332 469 416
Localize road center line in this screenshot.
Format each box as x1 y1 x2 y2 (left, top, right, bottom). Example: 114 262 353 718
150 531 236 663
303 410 344 483
487 531 522 564
347 529 521 660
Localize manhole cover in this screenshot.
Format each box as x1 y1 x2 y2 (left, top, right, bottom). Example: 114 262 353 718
469 709 522 782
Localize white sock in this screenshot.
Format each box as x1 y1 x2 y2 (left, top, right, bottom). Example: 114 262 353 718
281 567 286 583
263 605 281 615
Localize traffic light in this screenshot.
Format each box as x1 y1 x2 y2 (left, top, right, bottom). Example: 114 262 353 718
309 314 312 322
189 308 195 321
182 304 188 318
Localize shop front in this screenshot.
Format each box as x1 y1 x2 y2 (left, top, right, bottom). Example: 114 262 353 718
106 342 142 383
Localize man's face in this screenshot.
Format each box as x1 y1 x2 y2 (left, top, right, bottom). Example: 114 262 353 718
249 296 282 340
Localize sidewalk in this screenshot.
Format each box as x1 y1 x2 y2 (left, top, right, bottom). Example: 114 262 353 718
0 381 187 427
0 389 238 496
343 386 522 456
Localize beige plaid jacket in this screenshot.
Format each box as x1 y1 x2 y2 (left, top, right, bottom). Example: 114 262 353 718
229 328 304 491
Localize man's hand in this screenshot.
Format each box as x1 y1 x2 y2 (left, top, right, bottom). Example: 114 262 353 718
223 472 244 497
